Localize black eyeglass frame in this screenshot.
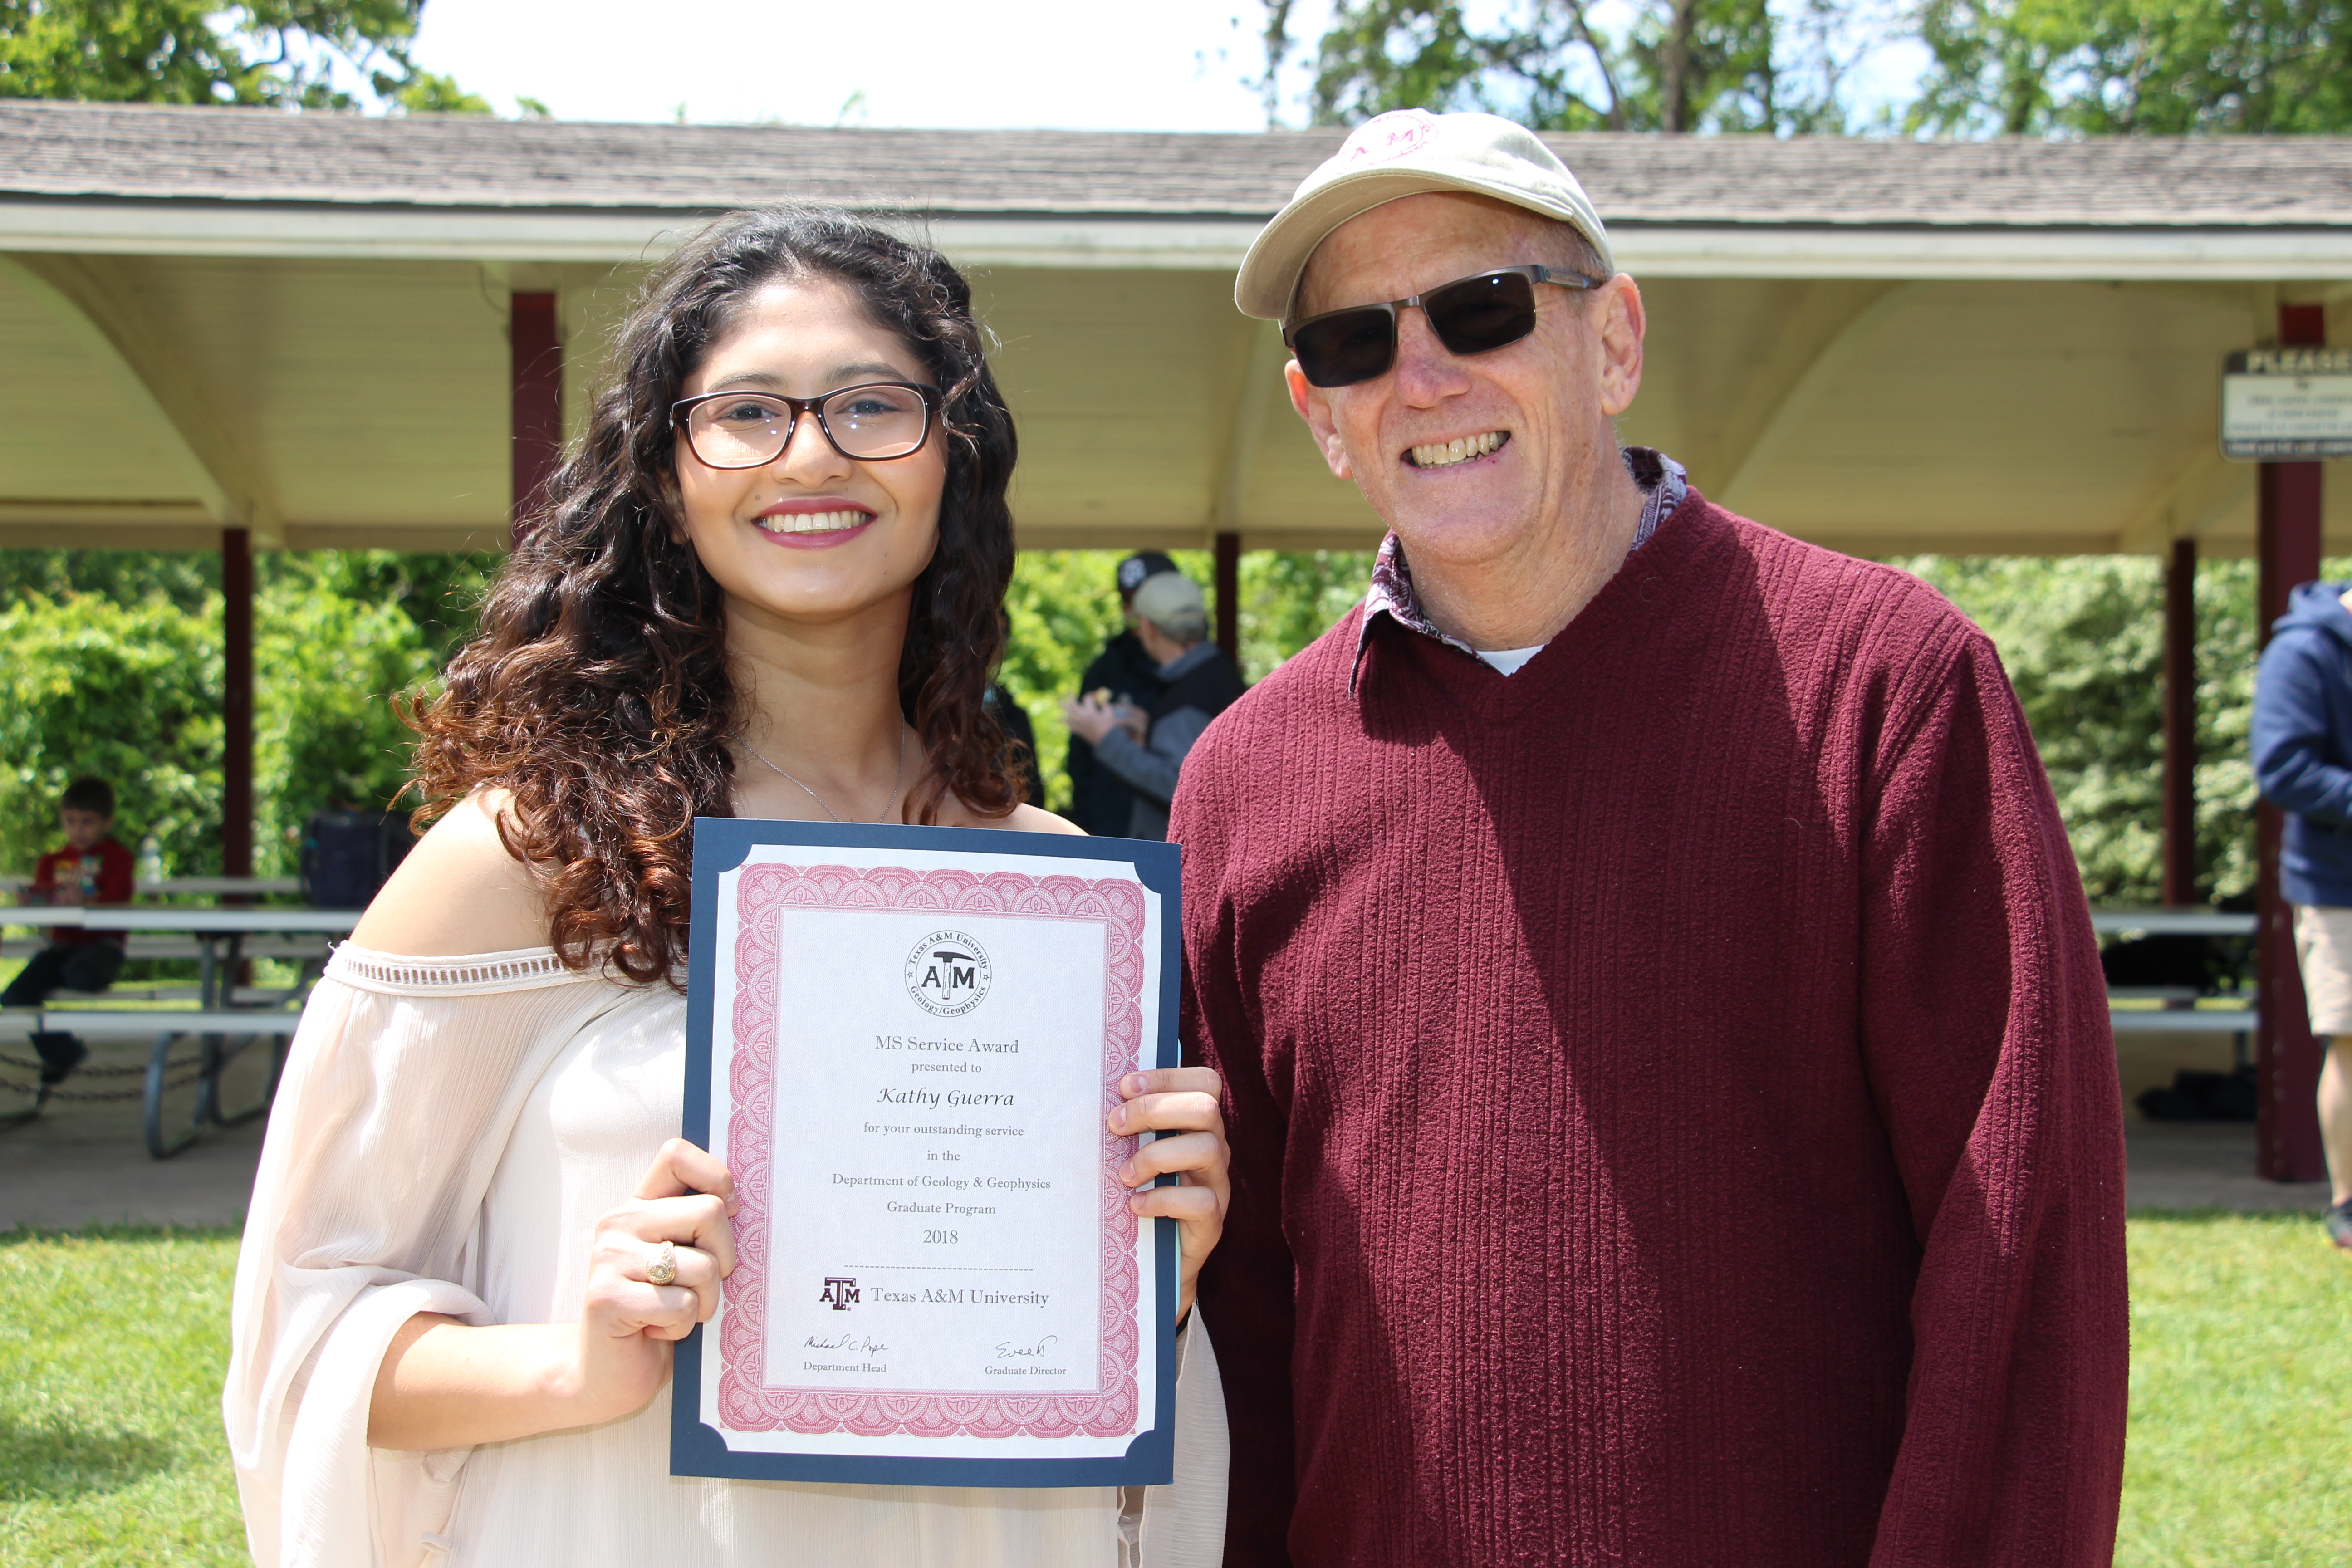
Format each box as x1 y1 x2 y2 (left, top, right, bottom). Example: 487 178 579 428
1284 264 1608 388
669 381 945 469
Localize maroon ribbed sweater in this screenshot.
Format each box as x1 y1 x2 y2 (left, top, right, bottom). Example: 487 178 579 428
1174 495 2127 1568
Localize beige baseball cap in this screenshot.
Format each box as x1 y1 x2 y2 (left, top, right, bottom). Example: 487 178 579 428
1235 109 1614 323
1129 570 1205 630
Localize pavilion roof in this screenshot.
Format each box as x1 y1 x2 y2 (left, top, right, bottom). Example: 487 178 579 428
1 100 2345 559
5 99 2351 232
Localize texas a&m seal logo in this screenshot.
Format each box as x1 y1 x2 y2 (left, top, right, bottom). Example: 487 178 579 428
904 929 992 1017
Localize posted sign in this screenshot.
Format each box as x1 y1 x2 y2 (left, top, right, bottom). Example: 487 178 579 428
2221 348 2352 460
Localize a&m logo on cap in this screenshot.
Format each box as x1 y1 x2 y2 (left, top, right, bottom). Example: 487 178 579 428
1342 108 1437 164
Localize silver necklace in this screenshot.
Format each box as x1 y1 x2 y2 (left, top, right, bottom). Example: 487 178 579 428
744 728 907 824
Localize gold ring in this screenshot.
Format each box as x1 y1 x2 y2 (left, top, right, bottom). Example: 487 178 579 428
647 1240 678 1287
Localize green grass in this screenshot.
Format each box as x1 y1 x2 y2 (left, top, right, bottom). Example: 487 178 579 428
0 1216 2344 1563
2120 1211 2352 1565
0 1227 247 1567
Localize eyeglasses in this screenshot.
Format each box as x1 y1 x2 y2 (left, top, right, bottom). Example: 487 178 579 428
1286 265 1606 389
671 382 942 468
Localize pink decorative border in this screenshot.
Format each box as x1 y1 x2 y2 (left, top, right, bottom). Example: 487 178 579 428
718 863 1147 1440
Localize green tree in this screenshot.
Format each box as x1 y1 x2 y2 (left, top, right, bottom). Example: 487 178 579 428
1235 549 1379 680
0 544 217 615
0 548 488 878
0 0 490 113
1906 0 2352 134
1889 554 2260 906
1272 0 1859 133
0 588 224 878
251 554 476 873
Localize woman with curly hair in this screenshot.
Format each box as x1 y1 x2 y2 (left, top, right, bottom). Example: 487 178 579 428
224 208 1230 1568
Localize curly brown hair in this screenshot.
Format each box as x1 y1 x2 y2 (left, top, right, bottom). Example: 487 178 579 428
408 207 1024 984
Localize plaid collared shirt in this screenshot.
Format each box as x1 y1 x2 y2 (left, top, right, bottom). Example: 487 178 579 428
1351 446 1688 689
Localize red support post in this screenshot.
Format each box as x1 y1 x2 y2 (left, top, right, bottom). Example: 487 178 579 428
2161 535 2199 906
2256 301 2330 1184
221 526 254 887
510 291 563 545
1214 531 1241 663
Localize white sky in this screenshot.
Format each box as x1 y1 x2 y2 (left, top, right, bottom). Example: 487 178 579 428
401 0 1923 132
406 0 1324 130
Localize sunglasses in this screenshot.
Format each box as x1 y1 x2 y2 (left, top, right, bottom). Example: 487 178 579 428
1286 265 1607 389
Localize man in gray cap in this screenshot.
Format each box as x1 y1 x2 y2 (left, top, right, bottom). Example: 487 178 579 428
1175 109 2126 1567
1064 570 1246 839
1066 550 1181 835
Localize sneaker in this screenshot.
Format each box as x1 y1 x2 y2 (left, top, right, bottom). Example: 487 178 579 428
2326 1201 2352 1252
30 1031 85 1087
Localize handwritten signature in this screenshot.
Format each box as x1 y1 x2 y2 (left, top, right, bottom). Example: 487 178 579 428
994 1335 1060 1361
804 1333 890 1356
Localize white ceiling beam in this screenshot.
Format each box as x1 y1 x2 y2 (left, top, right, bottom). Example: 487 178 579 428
1717 283 1921 517
2116 446 2251 554
0 253 281 543
1211 318 1287 539
1691 280 1904 499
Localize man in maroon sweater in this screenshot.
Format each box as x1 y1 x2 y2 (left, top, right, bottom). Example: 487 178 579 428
1175 110 2127 1566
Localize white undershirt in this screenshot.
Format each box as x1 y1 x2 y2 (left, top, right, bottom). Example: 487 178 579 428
1476 646 1544 676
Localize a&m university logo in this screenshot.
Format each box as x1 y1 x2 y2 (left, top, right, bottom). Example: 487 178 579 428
904 929 992 1018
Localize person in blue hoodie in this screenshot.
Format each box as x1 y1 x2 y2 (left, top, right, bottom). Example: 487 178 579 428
2253 579 2352 1249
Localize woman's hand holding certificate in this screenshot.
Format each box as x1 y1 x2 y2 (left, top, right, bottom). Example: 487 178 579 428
576 1140 741 1411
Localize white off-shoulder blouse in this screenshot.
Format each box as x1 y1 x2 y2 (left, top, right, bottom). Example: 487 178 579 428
223 945 1228 1568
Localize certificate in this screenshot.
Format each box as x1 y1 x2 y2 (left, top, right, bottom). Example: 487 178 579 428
671 818 1182 1488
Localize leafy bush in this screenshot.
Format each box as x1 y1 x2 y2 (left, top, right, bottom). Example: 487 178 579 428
0 549 488 879
252 560 450 875
10 542 2276 911
1890 554 2260 906
0 590 224 877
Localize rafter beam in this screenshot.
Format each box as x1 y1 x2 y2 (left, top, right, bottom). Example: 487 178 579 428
0 253 279 543
2116 445 2252 554
1212 318 1287 538
1716 282 1920 517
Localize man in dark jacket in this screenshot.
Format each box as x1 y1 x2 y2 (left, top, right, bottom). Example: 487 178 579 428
2253 580 2352 1247
1064 551 1179 835
1062 571 1244 839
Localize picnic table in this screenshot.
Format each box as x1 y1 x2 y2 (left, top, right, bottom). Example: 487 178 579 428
2092 906 2259 1044
2091 908 2258 939
1 902 360 1157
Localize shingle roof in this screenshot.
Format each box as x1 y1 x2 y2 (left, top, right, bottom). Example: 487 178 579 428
6 98 2352 228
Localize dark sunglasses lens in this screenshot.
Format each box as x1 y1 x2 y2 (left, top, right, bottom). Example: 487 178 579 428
1426 271 1539 357
1294 308 1397 388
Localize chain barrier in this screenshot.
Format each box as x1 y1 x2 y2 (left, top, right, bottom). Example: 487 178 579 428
0 1051 148 1078
0 1057 207 1104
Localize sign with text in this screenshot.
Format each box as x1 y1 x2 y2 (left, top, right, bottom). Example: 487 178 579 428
2221 348 2352 460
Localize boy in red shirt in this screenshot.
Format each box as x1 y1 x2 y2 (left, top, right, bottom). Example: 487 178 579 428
4 777 134 1085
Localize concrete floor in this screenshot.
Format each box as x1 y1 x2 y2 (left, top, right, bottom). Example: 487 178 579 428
2113 1021 2331 1212
0 1023 2331 1232
0 1029 272 1230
